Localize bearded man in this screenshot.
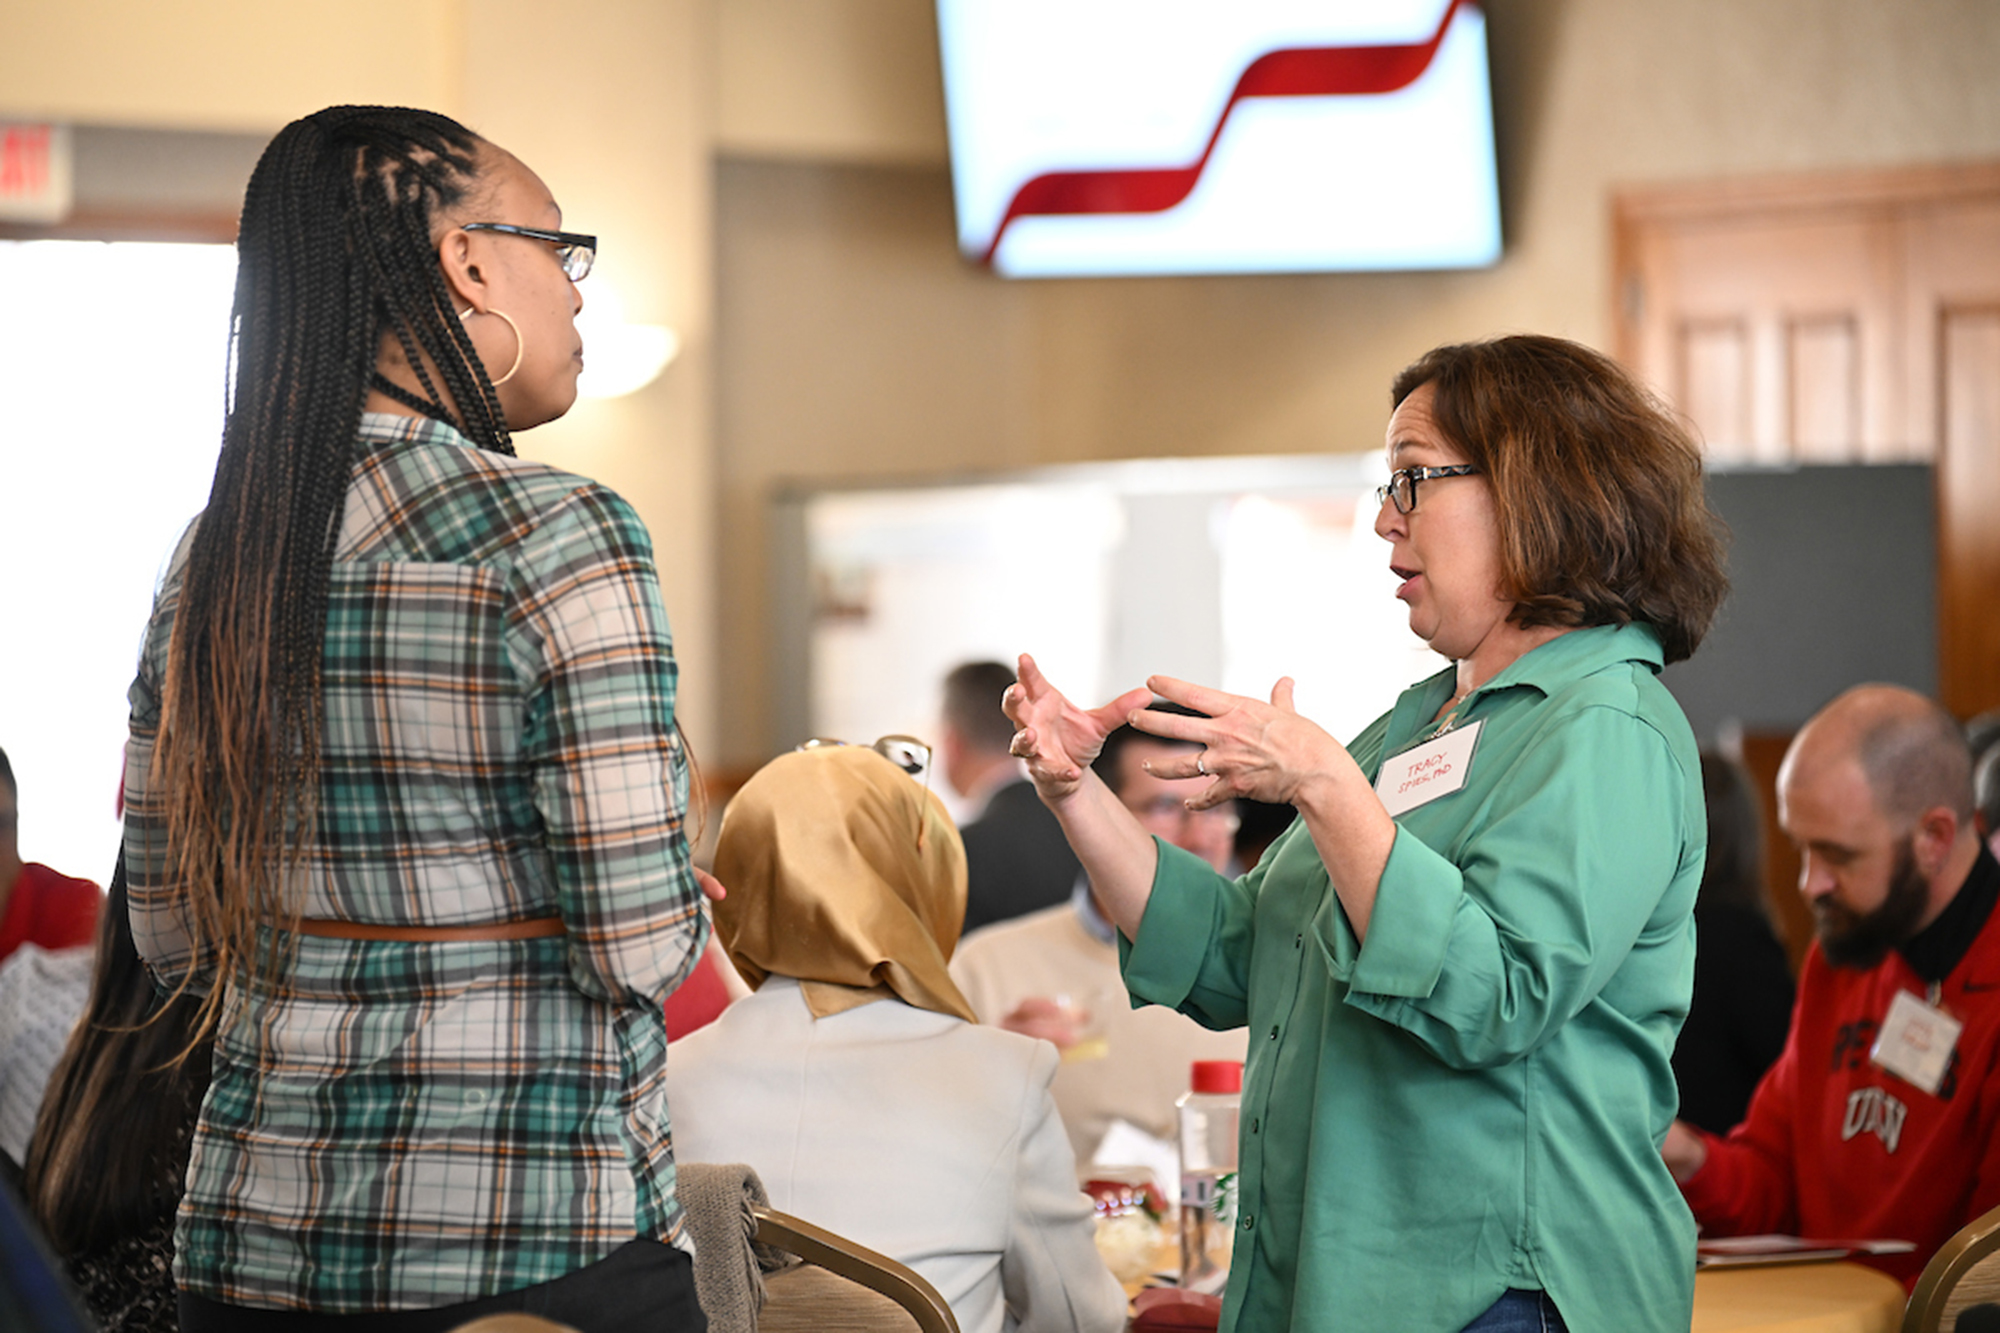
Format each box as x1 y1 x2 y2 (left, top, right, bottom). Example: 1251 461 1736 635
1662 684 2000 1287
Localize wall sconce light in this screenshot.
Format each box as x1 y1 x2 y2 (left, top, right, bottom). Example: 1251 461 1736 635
575 280 680 398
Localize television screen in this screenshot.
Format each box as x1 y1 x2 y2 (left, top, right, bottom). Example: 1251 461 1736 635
936 0 1503 278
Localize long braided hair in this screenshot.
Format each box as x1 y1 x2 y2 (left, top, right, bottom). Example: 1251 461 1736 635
150 107 512 1027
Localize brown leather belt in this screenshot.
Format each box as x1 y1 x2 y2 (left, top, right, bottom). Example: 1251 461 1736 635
292 916 567 942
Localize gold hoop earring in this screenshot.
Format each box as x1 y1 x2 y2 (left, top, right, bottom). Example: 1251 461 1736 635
459 306 525 387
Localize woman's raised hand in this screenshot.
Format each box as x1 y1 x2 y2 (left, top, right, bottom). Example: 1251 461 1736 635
1134 676 1361 810
1002 654 1153 801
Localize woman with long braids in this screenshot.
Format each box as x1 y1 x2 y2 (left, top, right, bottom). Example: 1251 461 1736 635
121 106 711 1331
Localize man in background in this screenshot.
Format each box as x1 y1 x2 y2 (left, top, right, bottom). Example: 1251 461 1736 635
0 747 100 963
952 705 1250 1166
1662 685 2000 1287
1978 745 2000 861
1970 709 2000 860
942 661 1082 935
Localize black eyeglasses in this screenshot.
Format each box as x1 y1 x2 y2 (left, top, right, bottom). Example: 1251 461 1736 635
1131 795 1241 831
797 735 932 777
461 223 597 282
1376 464 1480 515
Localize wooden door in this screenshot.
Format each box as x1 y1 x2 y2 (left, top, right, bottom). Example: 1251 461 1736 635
1616 163 2000 721
1619 203 1902 463
1906 195 2000 720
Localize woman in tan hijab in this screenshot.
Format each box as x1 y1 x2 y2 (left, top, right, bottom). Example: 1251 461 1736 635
666 744 1126 1333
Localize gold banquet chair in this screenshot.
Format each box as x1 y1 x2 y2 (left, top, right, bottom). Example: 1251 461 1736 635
755 1205 959 1333
677 1162 960 1333
1904 1204 2000 1333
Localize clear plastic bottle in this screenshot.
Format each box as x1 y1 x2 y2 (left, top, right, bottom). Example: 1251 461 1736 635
1177 1059 1242 1294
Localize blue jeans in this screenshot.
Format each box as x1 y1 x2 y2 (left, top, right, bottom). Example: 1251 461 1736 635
1460 1288 1568 1333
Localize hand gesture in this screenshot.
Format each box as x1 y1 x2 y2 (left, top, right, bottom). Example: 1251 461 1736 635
1001 654 1152 802
1134 675 1360 810
997 995 1089 1051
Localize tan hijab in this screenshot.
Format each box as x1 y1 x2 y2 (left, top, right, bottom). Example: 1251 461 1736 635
713 745 976 1024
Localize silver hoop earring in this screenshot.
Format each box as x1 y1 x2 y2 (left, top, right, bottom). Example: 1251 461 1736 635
459 306 525 387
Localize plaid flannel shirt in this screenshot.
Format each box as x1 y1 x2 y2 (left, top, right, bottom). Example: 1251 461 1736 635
124 413 708 1312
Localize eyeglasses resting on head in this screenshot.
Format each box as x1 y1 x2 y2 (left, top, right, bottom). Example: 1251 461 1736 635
796 735 932 778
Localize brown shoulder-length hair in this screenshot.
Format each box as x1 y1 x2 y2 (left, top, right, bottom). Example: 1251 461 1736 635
1391 334 1728 664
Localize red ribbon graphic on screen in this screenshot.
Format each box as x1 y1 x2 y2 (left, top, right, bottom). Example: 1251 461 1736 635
978 0 1474 266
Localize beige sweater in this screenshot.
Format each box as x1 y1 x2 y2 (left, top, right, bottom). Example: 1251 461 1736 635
951 899 1249 1167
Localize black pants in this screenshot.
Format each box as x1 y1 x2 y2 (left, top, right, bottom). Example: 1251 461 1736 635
180 1238 706 1333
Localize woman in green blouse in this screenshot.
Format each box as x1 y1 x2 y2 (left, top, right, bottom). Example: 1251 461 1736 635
1006 334 1728 1333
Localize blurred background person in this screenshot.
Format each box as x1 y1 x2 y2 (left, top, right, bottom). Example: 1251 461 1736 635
1970 709 2000 859
1231 797 1298 876
0 929 92 1183
1670 752 1795 1135
952 704 1250 1169
1978 744 2000 861
0 746 101 963
943 661 1083 935
1964 708 2000 778
0 745 102 1181
1663 686 2000 1289
668 741 1125 1333
26 859 213 1333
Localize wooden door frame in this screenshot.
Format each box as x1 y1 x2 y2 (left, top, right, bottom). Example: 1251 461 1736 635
1612 159 2000 369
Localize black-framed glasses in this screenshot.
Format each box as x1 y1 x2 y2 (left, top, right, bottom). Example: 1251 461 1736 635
1131 794 1240 832
1375 463 1480 515
461 223 597 282
797 734 932 778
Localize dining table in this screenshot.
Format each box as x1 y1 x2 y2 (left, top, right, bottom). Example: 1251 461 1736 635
1113 1228 1908 1331
1691 1260 1907 1333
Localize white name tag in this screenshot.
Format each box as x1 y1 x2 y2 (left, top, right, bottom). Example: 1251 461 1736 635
1374 720 1484 819
1871 989 1961 1096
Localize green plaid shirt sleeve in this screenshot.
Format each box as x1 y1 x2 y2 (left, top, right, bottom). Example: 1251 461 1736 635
124 414 708 1313
124 520 209 992
506 479 707 1009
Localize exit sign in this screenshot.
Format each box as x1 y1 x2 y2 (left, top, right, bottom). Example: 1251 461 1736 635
0 123 73 224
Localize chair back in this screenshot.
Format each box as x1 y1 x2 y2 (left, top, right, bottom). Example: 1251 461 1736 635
1905 1204 2000 1333
760 1262 923 1333
754 1206 960 1333
675 1162 959 1333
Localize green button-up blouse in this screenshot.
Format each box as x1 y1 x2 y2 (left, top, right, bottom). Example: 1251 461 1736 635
1124 623 1702 1332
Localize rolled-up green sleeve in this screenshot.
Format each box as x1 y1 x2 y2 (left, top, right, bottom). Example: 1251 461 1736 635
1311 825 1455 998
1122 837 1264 1032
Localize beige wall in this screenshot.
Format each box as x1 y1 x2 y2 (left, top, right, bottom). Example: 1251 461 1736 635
0 0 463 132
716 0 947 165
713 0 2000 765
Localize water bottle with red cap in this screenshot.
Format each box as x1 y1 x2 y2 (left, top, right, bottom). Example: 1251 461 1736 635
1176 1058 1242 1294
